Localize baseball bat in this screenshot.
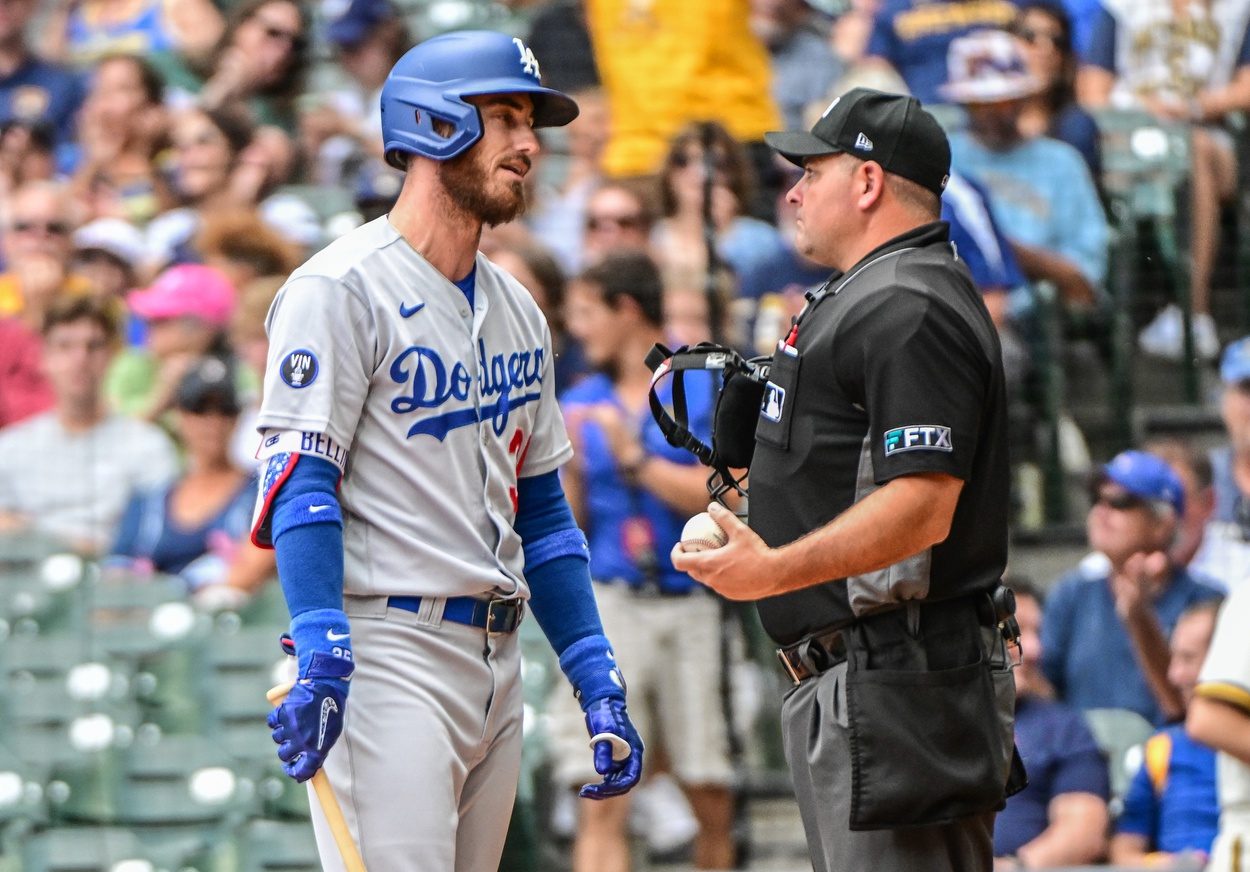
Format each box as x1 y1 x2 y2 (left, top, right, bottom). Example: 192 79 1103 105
267 682 367 872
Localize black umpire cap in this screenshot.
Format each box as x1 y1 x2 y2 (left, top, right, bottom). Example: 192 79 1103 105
765 88 951 196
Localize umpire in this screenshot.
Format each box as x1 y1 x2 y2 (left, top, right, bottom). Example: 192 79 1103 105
673 88 1019 872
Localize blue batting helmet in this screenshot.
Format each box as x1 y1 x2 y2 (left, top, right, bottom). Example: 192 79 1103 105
380 30 579 169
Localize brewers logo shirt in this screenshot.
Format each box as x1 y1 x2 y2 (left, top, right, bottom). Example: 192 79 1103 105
256 217 573 600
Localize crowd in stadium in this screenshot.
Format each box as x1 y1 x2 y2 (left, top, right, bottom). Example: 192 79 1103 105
2 0 1250 869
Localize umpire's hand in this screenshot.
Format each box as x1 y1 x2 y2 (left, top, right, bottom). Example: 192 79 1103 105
579 696 644 799
672 502 779 601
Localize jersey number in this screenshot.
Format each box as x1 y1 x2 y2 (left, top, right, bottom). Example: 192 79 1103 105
508 427 531 513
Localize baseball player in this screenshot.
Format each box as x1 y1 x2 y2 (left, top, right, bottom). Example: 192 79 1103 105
249 31 644 872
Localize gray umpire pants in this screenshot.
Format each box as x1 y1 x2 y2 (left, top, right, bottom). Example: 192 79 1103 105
310 595 524 872
780 616 1011 872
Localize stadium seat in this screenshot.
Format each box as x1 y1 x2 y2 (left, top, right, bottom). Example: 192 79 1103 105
21 826 154 872
1082 706 1156 806
238 818 322 872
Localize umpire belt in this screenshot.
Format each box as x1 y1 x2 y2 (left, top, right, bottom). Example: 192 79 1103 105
388 595 524 635
777 628 847 685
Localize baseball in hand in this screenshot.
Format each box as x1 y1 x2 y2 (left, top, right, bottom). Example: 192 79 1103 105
680 512 728 552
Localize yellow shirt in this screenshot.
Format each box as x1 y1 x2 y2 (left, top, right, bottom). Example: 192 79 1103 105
587 0 782 177
0 273 96 318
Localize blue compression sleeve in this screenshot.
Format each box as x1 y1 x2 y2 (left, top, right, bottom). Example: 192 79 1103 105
271 455 344 618
515 470 604 654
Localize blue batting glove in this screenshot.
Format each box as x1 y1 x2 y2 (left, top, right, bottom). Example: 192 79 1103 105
579 696 644 799
268 610 354 782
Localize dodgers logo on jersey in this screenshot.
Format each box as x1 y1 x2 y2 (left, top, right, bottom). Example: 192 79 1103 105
389 338 544 440
280 349 319 389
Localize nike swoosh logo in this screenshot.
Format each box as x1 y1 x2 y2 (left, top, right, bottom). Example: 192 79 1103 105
309 505 331 513
326 629 350 641
318 697 338 750
399 302 425 318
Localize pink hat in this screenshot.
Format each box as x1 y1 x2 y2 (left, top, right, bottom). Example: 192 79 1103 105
128 264 237 327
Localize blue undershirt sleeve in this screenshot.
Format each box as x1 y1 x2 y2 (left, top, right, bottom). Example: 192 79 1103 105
271 455 345 618
514 470 604 655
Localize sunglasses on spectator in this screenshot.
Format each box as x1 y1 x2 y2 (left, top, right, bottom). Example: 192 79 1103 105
12 220 71 236
1014 26 1065 49
1090 489 1147 512
587 213 646 232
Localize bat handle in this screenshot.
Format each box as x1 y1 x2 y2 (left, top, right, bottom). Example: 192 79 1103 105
267 682 368 872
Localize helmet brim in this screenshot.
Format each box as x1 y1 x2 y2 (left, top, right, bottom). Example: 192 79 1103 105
460 81 580 128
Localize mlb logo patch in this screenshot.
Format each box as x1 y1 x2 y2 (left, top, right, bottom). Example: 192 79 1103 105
761 382 786 422
884 425 952 456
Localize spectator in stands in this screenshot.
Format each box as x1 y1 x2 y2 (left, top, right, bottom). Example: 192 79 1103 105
751 0 842 132
106 263 236 422
41 0 223 70
556 250 735 872
943 29 1107 312
1043 450 1223 725
995 577 1110 869
0 180 87 318
72 53 169 227
1012 1 1100 179
153 0 311 134
1188 337 1250 593
528 87 610 275
581 181 655 267
0 295 177 553
146 104 293 270
663 269 737 349
487 240 587 394
352 158 402 223
1145 437 1219 576
1111 600 1221 868
861 0 1020 105
585 0 780 186
0 181 89 427
111 355 254 576
1187 585 1250 872
1080 0 1250 362
831 0 879 71
0 0 86 173
652 121 789 303
0 119 59 192
301 0 408 181
194 208 302 291
72 218 145 308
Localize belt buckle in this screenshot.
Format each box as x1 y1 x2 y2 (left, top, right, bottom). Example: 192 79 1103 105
776 646 805 685
486 598 519 636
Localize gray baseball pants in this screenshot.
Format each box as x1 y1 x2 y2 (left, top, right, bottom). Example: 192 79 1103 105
309 594 524 872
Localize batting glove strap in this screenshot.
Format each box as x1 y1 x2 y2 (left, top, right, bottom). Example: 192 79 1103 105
289 608 354 678
267 676 350 783
579 697 644 800
558 634 626 710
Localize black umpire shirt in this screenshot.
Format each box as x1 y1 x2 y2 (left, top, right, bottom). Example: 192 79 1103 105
751 221 1009 647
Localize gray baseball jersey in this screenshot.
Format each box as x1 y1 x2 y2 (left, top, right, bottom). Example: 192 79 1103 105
255 216 573 599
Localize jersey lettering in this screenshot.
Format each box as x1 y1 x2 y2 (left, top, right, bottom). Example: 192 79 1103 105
389 339 545 440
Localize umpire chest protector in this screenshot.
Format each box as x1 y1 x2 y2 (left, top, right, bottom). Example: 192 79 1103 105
748 221 1011 647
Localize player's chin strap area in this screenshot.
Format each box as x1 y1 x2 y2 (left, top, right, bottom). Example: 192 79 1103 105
644 342 771 503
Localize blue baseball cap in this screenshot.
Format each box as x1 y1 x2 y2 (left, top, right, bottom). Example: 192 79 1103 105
1220 336 1250 384
325 0 395 47
1097 450 1185 516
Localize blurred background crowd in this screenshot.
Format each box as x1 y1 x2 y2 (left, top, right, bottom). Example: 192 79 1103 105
2 0 1250 869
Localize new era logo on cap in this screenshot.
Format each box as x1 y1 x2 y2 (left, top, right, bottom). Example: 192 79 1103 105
763 88 951 197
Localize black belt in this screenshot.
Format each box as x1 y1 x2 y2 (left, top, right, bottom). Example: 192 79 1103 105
777 627 847 685
775 590 1014 685
388 595 524 635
